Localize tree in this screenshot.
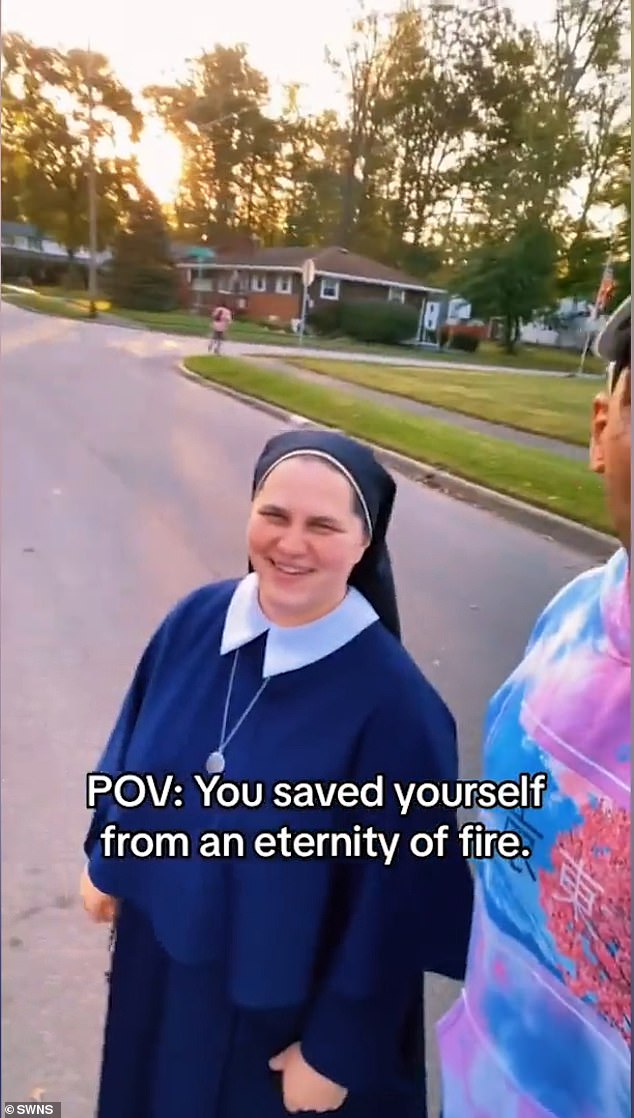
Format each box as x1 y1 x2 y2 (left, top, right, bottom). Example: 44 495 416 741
281 107 347 246
1 35 143 259
1 34 61 222
107 185 179 311
145 44 282 245
551 0 630 279
558 230 613 300
369 2 480 254
539 800 630 1044
601 128 631 297
458 219 559 351
457 20 582 236
326 3 400 247
8 1 625 299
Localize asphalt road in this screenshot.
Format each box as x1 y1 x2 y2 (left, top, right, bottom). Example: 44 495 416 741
1 304 602 1117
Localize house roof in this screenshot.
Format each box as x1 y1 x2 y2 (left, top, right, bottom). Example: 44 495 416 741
170 241 216 262
181 244 445 293
2 220 40 238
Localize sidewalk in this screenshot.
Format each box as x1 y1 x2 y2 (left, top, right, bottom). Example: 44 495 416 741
241 356 587 462
94 308 595 380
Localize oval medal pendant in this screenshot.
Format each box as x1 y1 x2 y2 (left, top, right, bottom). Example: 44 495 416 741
206 751 225 775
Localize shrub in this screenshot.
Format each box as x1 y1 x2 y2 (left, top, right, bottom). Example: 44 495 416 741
338 300 419 345
110 264 179 312
449 330 480 352
307 303 344 336
439 326 481 353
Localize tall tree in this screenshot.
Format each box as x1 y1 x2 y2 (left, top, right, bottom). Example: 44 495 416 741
457 18 582 235
326 3 399 246
145 45 281 244
366 2 480 255
551 0 630 263
108 184 179 310
1 35 143 257
280 106 347 245
458 218 560 351
1 34 61 221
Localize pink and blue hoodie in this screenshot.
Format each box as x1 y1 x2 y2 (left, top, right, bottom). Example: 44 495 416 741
437 547 631 1117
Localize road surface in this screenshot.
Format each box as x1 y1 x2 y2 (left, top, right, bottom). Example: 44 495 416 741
1 304 603 1116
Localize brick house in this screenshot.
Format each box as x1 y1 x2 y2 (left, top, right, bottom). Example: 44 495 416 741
177 245 446 336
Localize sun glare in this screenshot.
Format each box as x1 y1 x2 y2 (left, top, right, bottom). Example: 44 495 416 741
135 120 183 205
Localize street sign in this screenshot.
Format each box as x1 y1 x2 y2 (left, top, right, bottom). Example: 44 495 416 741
302 258 315 288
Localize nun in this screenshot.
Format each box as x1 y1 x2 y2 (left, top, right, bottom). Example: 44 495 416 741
81 428 474 1118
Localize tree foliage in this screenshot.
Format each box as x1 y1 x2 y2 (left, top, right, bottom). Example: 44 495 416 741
458 220 560 351
107 185 179 311
3 0 630 321
2 34 144 255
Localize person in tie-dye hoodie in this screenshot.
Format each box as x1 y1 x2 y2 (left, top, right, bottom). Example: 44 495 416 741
437 296 631 1118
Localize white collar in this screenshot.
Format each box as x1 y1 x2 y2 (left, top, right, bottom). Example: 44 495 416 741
220 572 378 677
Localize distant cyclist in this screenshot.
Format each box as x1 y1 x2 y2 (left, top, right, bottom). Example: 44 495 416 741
208 301 232 355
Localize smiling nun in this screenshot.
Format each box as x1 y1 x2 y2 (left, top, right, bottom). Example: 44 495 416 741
81 428 474 1118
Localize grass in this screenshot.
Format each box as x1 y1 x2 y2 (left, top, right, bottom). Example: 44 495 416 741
10 284 604 375
466 339 601 375
284 359 599 446
184 355 610 534
2 289 94 320
104 306 421 354
111 307 603 373
3 286 113 317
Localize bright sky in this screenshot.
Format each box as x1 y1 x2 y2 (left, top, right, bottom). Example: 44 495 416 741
7 0 557 202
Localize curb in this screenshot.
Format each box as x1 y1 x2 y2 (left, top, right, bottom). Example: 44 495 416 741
175 362 616 563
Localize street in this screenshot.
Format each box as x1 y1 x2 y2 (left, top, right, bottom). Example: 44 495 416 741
1 303 599 1116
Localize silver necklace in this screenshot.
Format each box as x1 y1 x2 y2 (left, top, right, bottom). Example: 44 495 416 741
206 649 269 774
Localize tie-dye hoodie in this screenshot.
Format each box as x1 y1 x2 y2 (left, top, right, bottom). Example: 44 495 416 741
437 547 631 1118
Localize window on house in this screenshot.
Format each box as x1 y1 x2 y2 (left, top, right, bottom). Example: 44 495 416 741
275 274 292 294
251 274 267 292
217 274 233 294
320 277 340 300
388 286 406 303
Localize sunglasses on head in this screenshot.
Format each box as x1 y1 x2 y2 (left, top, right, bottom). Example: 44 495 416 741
606 320 630 395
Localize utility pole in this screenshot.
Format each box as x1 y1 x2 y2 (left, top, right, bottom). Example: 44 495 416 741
87 43 98 318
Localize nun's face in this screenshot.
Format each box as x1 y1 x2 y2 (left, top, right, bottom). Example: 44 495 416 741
247 457 369 625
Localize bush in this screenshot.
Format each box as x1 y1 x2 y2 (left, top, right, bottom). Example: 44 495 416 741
449 330 480 353
338 300 419 345
307 303 344 336
109 264 179 312
439 327 481 353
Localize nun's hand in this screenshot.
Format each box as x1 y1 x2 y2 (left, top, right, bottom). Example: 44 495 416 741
80 863 118 924
269 1043 348 1112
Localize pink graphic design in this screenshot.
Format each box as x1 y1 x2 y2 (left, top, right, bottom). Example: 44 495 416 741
539 801 631 1043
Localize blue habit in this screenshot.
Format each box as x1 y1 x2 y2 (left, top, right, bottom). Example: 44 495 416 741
85 576 473 1118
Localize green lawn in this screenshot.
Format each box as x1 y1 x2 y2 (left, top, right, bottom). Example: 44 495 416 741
2 289 93 320
11 284 604 375
112 307 602 373
285 359 599 446
184 355 610 534
467 339 601 375
105 307 420 354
